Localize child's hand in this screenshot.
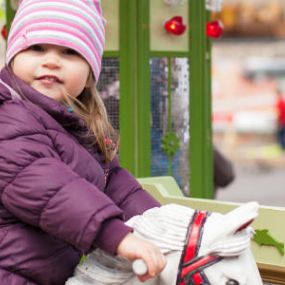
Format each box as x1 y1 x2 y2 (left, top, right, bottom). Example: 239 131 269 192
116 233 166 282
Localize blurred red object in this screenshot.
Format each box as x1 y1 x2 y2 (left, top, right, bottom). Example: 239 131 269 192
164 16 186 36
1 24 6 40
206 20 224 38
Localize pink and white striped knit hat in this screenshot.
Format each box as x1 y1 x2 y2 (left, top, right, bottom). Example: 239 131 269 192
6 0 105 82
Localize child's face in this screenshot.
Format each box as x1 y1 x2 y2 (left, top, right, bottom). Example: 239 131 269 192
12 44 91 102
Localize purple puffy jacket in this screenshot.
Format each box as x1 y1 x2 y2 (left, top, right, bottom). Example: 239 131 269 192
0 67 160 285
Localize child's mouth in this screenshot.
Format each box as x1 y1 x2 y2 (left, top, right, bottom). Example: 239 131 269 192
36 75 63 84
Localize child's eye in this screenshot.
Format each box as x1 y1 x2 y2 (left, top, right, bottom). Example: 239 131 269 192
63 48 80 56
29 45 44 52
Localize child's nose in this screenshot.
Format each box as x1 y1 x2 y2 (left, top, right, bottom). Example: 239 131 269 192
42 51 61 69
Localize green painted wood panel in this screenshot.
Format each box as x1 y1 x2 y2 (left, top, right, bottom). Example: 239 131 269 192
102 0 120 51
189 0 213 198
150 0 189 51
119 0 151 176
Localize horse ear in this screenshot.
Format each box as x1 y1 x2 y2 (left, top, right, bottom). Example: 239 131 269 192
200 202 259 257
223 202 259 234
236 219 254 232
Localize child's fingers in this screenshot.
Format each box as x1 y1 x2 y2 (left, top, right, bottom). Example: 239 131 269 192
117 233 166 280
140 248 166 278
138 273 152 282
133 253 164 281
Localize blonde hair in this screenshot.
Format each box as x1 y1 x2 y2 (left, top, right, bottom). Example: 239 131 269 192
63 77 118 163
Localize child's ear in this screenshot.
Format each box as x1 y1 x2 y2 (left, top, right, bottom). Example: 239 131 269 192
85 72 94 88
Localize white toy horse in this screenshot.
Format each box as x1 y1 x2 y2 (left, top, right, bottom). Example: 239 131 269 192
66 202 263 285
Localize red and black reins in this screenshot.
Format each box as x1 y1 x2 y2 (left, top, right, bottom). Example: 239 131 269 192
176 210 222 285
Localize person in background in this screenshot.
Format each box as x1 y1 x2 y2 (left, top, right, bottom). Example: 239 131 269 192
214 147 235 195
275 88 285 149
0 1 165 284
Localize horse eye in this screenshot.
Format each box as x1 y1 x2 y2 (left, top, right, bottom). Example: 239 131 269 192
226 280 239 285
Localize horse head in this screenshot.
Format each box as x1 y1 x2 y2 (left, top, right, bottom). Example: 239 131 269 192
66 202 263 285
169 202 262 285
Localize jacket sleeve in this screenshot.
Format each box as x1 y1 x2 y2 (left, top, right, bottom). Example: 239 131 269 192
0 102 131 254
104 156 161 221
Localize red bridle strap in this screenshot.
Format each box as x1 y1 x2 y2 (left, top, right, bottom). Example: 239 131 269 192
183 211 207 261
176 210 222 285
181 255 221 279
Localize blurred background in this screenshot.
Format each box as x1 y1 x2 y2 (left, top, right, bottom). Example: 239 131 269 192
211 0 285 207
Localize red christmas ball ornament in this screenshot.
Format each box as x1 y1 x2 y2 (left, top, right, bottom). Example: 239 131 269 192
164 16 186 36
1 24 7 40
206 20 224 39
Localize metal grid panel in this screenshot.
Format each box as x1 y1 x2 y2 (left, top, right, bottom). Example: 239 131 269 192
97 58 120 130
150 57 190 194
172 58 190 194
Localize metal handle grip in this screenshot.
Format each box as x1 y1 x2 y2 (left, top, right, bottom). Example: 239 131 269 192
132 259 148 276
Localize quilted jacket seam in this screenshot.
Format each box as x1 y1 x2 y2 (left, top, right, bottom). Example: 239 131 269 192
1 157 39 201
38 176 82 228
79 203 117 250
